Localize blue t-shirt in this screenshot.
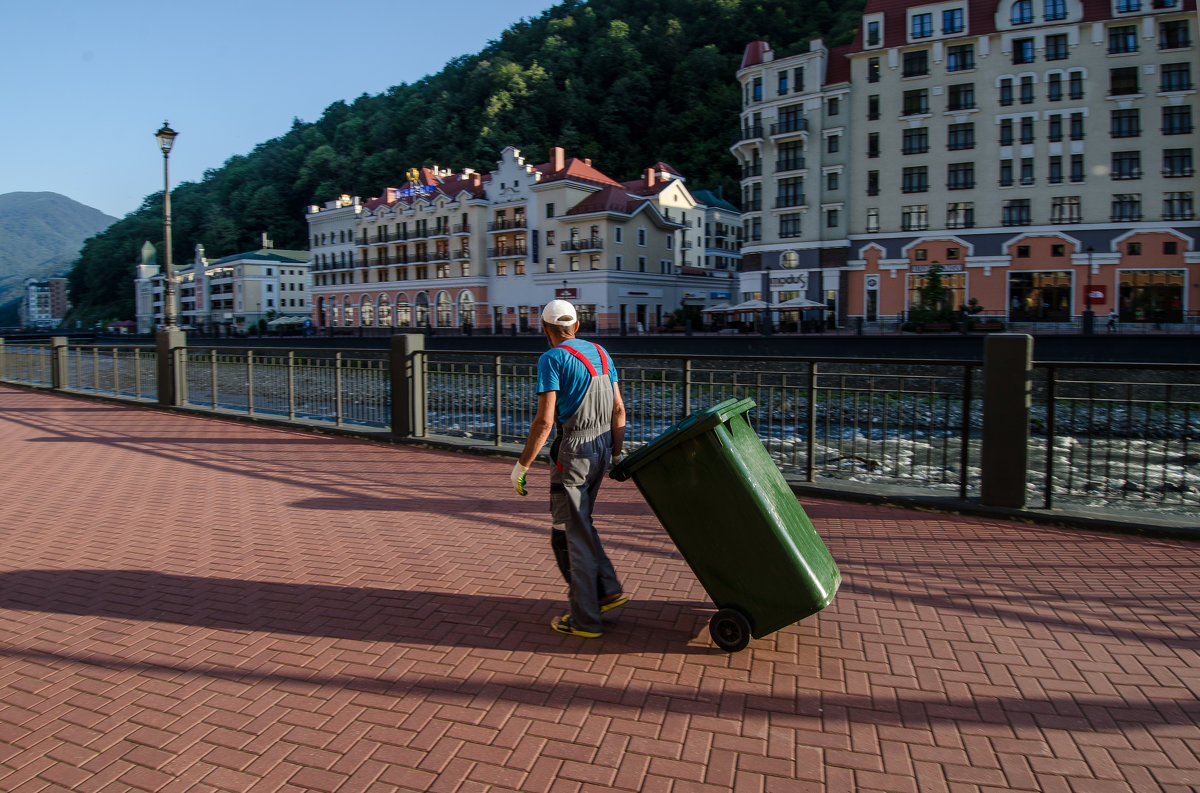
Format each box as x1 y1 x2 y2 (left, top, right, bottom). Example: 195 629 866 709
536 339 619 423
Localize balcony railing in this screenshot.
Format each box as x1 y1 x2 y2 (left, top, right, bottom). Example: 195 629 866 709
560 237 603 252
775 158 806 172
488 244 528 257
769 119 808 136
487 218 527 231
731 125 764 145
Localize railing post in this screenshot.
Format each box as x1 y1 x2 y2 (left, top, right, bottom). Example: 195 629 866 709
980 333 1033 508
0 337 6 381
51 336 68 390
390 333 425 438
155 328 187 406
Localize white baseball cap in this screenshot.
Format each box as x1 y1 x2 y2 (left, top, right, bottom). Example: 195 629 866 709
541 299 578 327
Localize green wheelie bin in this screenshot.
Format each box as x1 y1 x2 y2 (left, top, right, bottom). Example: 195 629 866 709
610 397 840 652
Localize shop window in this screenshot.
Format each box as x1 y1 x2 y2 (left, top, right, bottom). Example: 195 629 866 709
1119 269 1184 322
1009 271 1072 321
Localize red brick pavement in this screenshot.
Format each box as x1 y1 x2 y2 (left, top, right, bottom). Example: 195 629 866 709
0 384 1197 793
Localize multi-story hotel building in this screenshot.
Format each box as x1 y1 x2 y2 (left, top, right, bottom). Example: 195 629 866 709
736 0 1198 327
306 146 738 334
20 277 69 330
135 238 311 334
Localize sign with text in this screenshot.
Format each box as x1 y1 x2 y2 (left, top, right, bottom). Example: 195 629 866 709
1086 286 1107 301
911 263 964 274
555 288 578 300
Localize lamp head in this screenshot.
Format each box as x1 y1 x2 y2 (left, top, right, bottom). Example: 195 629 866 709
155 121 178 155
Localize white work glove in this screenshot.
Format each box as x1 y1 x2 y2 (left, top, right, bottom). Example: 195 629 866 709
511 462 529 496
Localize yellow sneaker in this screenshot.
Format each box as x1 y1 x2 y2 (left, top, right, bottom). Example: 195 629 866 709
551 614 602 638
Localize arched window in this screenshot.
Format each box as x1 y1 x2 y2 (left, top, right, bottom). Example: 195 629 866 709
317 296 328 328
436 291 453 327
1011 0 1033 24
414 292 430 327
378 294 392 326
360 295 375 326
330 298 341 327
343 295 356 326
458 291 475 328
395 294 412 327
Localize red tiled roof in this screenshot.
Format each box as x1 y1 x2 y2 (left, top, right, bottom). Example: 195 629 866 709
825 44 853 86
564 185 645 216
362 169 487 211
533 157 622 188
849 0 1184 52
652 161 682 175
619 177 671 197
741 40 771 69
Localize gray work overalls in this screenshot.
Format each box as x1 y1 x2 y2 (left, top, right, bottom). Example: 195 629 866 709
548 341 622 633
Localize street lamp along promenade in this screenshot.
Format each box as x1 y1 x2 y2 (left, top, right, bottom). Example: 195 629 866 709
155 121 178 330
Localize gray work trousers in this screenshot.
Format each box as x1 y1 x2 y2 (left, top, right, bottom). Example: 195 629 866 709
549 431 621 633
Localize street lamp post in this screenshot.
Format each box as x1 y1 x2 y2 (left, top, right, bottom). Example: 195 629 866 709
154 121 186 407
155 121 178 330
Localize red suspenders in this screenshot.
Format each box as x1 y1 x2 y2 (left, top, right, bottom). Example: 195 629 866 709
558 341 608 377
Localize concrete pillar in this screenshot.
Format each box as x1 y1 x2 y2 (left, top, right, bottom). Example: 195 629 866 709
390 333 426 438
51 336 69 389
155 328 187 406
980 333 1033 508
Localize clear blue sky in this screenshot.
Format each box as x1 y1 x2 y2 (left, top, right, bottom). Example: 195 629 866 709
0 0 557 220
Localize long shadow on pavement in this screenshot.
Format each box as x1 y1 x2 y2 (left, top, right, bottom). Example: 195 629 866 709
0 568 718 656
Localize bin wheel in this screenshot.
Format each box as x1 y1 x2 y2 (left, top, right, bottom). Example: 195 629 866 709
709 608 752 652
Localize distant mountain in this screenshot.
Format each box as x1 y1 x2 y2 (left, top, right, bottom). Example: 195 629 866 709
0 192 116 323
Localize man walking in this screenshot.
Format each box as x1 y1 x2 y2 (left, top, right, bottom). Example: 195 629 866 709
511 299 628 637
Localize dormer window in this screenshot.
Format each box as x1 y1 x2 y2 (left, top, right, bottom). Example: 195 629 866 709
867 20 881 45
1115 0 1141 10
943 8 964 33
1011 0 1033 24
911 13 933 38
1044 0 1067 20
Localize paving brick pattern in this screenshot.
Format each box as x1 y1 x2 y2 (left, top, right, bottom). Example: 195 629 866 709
0 385 1197 792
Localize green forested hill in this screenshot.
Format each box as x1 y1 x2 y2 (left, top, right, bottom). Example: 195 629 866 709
68 0 864 323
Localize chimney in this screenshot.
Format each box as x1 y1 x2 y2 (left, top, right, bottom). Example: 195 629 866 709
584 158 592 167
551 146 566 172
644 168 655 189
471 173 482 188
261 233 273 249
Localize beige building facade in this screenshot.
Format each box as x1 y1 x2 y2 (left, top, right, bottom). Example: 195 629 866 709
736 0 1199 328
307 146 737 334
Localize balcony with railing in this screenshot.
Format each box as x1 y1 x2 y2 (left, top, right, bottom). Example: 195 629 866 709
453 224 471 235
488 242 528 258
741 163 762 179
770 118 808 137
731 125 764 145
487 217 527 232
560 237 603 252
775 157 806 173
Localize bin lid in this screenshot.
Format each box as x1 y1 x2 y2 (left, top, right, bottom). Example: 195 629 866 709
610 397 756 482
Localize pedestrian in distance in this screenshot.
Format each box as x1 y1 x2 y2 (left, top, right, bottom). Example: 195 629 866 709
511 299 628 637
1107 309 1118 332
